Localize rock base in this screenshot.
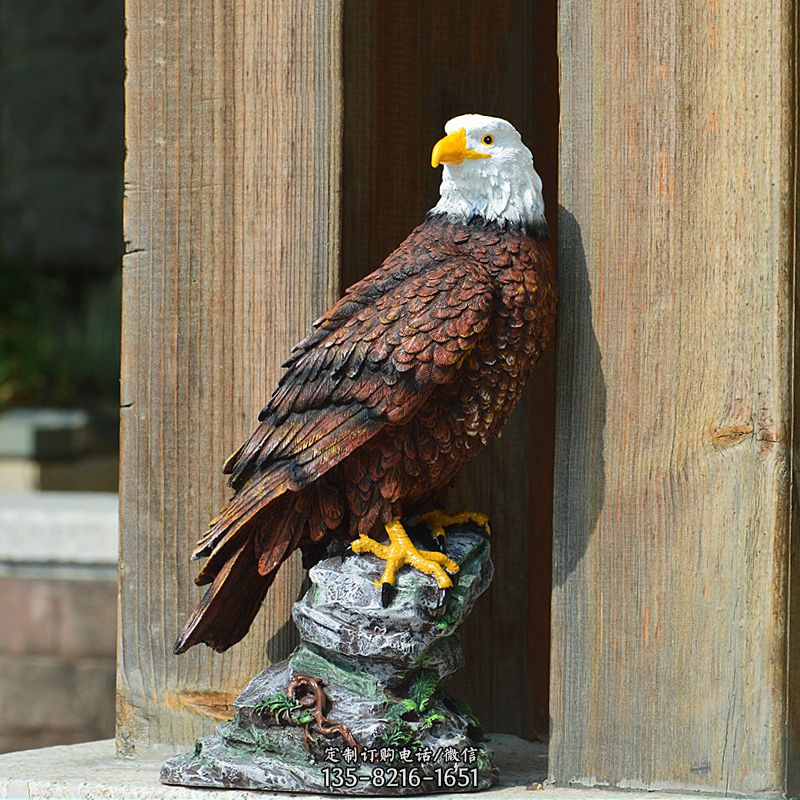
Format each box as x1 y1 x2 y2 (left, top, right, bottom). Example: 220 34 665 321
162 529 497 795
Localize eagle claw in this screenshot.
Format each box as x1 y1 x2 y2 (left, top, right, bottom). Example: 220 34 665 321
351 518 460 602
381 582 395 608
419 509 492 541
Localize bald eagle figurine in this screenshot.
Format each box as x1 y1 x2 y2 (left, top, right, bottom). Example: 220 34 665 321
175 114 556 654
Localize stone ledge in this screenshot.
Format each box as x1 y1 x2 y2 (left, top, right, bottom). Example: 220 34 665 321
0 491 118 576
0 409 118 460
0 737 732 799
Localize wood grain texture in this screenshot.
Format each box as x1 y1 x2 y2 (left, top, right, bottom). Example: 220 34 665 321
553 0 797 794
119 0 342 752
342 0 558 739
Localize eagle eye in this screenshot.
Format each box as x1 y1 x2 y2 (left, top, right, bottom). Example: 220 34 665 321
481 134 495 146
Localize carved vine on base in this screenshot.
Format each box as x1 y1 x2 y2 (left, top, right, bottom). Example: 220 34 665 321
255 674 359 751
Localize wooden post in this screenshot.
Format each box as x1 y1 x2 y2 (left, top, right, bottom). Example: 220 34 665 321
120 0 560 754
119 0 342 752
552 0 797 794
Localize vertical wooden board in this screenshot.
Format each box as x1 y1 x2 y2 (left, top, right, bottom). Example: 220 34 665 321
553 0 796 793
342 0 558 739
119 0 342 752
787 15 800 787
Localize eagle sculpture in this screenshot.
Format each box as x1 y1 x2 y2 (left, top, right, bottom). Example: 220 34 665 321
175 114 556 654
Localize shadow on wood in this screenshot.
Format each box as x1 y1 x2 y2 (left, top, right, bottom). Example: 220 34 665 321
552 208 606 589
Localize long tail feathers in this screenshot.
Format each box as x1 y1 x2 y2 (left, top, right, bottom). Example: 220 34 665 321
173 541 274 654
174 494 309 654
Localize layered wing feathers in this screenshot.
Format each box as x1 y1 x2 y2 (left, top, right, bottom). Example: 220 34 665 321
224 258 494 491
194 254 495 563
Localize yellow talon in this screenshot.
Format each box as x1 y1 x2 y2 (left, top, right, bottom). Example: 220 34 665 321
419 509 492 540
351 518 460 592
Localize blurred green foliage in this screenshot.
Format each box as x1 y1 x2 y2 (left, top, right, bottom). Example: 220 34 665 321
0 262 120 410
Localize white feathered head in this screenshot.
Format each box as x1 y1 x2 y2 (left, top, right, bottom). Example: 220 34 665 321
430 114 546 234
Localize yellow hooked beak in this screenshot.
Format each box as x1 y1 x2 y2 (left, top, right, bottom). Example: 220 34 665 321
431 128 491 168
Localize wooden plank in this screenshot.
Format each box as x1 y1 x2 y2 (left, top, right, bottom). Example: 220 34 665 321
119 0 342 752
342 0 558 740
552 0 797 793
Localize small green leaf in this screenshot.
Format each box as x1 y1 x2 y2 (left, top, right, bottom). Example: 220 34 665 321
388 699 418 718
257 693 302 724
380 720 422 750
297 710 314 725
420 710 446 729
451 697 481 728
435 611 459 631
410 670 438 713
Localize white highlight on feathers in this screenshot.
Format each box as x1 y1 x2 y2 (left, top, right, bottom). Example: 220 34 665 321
430 114 545 230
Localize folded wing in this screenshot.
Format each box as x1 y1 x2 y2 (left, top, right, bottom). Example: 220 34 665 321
174 252 495 654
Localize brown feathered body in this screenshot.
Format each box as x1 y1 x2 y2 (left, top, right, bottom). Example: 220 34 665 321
175 214 556 654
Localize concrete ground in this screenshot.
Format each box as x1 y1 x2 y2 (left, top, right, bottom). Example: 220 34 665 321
0 736 738 799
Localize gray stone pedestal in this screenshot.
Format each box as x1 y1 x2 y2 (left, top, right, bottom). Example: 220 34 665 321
161 529 497 794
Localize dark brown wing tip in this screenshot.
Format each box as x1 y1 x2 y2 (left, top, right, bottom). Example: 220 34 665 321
173 542 275 658
173 594 234 654
191 541 210 561
172 630 229 655
222 442 246 475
